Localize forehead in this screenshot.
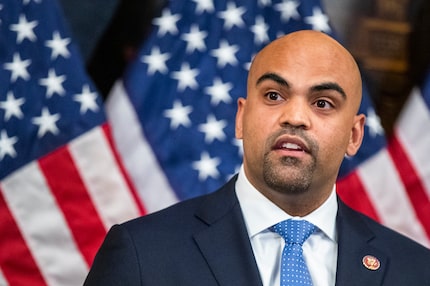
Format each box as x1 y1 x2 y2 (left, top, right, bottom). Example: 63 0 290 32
248 35 360 95
254 40 348 75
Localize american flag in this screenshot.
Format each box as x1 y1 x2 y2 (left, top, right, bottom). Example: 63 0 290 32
108 0 350 213
338 74 430 247
107 0 430 250
0 0 143 285
2 0 429 284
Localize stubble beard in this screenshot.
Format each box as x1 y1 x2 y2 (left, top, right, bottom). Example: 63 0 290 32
262 150 317 195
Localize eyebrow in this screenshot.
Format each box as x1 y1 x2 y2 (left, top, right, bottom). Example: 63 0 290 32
256 72 289 87
256 72 346 99
311 82 346 99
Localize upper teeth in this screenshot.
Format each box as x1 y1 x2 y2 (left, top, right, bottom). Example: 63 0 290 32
282 143 301 150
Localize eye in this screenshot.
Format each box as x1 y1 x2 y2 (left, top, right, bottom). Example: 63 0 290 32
265 91 282 101
314 99 333 109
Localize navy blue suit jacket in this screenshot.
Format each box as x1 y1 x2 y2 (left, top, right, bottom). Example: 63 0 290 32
84 176 430 285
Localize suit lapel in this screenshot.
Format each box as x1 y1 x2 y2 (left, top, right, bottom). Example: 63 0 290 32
193 181 392 286
335 199 388 286
193 177 263 286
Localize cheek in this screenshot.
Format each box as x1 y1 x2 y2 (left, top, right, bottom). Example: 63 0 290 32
316 124 351 162
243 120 263 149
243 109 269 136
242 113 272 153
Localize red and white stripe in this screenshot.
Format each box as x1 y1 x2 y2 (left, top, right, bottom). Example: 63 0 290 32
106 81 179 213
393 88 430 239
0 125 142 285
0 269 8 286
338 88 430 248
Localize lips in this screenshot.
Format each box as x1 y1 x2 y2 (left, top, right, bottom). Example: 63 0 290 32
272 136 310 153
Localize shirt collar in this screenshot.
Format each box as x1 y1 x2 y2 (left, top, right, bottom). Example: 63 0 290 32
235 165 338 242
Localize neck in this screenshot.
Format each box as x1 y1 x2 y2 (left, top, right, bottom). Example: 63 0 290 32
261 186 333 217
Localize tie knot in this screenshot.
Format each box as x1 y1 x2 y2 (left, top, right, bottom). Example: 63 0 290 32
270 219 315 245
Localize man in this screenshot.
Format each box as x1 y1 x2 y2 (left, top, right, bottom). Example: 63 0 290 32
84 30 430 285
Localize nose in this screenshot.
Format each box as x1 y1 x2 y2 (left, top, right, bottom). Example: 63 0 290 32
278 97 311 129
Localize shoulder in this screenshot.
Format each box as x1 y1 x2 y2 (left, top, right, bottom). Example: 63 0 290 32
364 213 429 257
338 198 430 260
120 176 239 237
121 193 209 236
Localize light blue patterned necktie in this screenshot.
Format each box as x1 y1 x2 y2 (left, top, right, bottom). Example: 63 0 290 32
270 219 316 286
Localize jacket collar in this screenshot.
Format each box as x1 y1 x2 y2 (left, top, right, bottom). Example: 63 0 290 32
193 176 263 286
335 198 388 286
192 177 390 286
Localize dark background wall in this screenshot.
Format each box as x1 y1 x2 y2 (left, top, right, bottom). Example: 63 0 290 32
58 0 119 61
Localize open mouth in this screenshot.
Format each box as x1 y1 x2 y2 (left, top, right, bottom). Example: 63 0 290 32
281 142 303 151
272 136 310 154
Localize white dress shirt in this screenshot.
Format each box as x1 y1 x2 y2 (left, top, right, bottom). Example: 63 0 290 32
235 166 338 286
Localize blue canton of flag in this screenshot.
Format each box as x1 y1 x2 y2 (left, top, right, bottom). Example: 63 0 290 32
108 0 386 206
0 0 104 180
421 70 430 108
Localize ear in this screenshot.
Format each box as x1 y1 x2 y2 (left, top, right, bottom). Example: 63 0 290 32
235 98 246 139
346 113 366 156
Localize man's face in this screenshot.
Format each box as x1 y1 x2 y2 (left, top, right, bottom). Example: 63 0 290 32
235 33 364 203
